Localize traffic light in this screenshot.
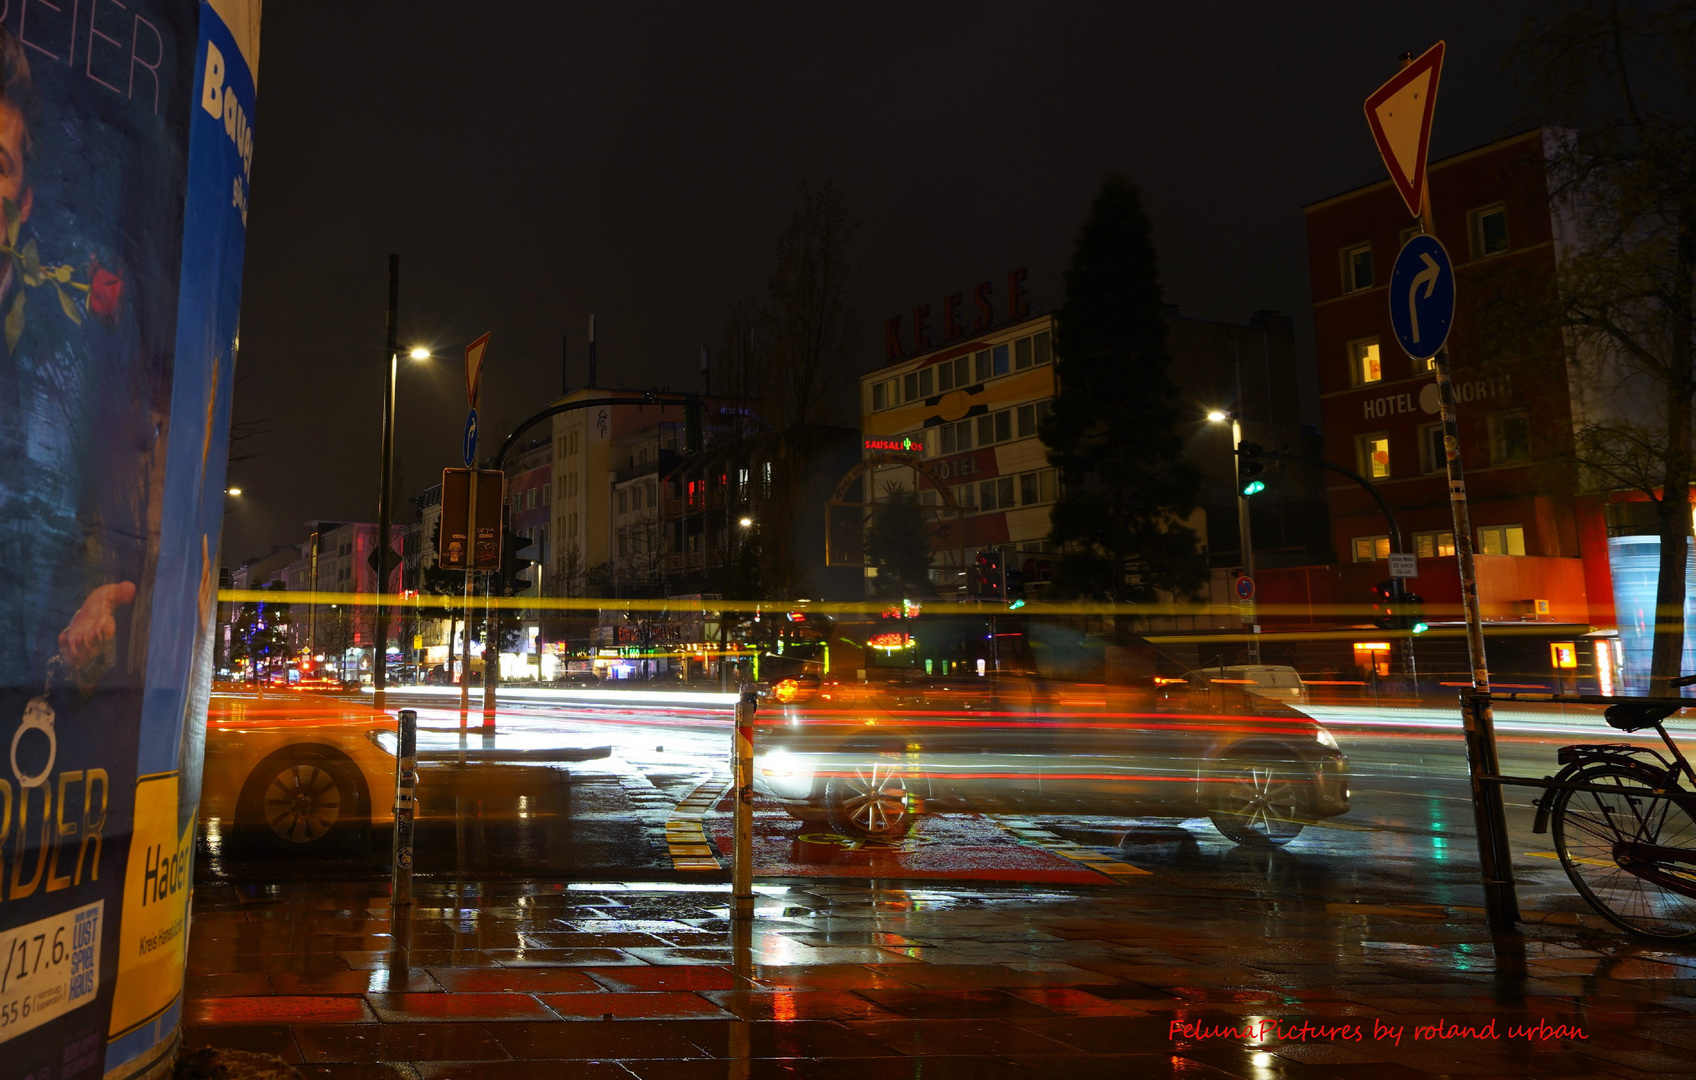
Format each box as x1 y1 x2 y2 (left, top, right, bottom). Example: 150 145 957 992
970 552 1004 599
1370 579 1397 629
1236 441 1266 496
1405 593 1429 634
684 396 704 456
498 530 537 597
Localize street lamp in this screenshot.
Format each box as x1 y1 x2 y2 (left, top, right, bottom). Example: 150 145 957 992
738 517 753 528
226 486 243 496
1207 409 1260 662
373 252 434 712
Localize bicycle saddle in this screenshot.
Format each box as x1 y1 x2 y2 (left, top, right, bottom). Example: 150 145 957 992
1605 676 1696 731
1605 703 1677 731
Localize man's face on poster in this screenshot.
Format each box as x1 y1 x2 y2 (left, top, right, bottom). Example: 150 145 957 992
0 98 31 226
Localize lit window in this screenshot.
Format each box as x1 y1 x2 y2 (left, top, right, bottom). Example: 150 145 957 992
1343 243 1373 292
1357 433 1391 479
1489 410 1531 465
1478 524 1526 556
1350 338 1382 385
1414 531 1455 558
1470 204 1509 257
1352 536 1391 562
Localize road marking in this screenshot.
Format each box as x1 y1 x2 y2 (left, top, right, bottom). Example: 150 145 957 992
665 774 729 871
1524 850 1613 868
984 814 1150 879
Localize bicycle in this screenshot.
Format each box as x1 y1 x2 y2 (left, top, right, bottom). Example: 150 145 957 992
1533 674 1696 941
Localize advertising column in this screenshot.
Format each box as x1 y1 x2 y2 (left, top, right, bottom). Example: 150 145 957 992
0 3 260 1079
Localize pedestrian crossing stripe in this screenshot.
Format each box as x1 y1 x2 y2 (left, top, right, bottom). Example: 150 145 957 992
984 814 1151 879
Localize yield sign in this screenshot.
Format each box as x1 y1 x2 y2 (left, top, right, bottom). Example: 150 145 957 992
464 332 491 410
1363 41 1445 219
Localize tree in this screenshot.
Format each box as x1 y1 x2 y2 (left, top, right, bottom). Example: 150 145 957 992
763 182 859 430
865 483 933 599
229 581 293 679
1510 1 1696 691
316 603 356 681
1040 177 1206 602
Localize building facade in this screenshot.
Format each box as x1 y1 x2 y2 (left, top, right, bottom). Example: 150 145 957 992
857 305 1325 598
1303 129 1598 625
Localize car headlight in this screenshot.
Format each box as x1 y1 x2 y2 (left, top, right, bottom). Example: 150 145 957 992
1313 726 1339 750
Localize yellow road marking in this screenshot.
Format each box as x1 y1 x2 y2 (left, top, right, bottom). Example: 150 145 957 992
665 775 729 871
1524 850 1614 868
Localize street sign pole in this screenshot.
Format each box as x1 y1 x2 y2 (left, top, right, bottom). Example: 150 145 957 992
459 335 489 733
1368 45 1517 933
460 467 477 731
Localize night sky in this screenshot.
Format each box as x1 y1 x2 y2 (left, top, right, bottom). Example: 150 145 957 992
224 1 1543 566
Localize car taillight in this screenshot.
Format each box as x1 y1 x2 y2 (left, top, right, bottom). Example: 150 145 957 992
772 678 816 704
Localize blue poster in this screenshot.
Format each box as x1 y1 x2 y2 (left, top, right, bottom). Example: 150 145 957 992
0 3 259 1078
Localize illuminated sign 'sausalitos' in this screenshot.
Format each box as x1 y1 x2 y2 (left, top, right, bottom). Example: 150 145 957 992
864 437 923 453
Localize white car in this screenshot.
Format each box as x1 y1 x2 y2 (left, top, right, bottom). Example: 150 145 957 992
1187 664 1310 709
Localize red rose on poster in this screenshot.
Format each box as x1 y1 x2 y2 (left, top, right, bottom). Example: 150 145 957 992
90 264 123 321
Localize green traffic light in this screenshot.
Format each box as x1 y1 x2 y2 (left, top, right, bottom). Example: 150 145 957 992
1007 599 1026 610
1241 480 1266 496
1411 621 1429 634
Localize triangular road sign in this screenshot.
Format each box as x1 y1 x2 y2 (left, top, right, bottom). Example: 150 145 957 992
1364 41 1445 219
464 332 490 410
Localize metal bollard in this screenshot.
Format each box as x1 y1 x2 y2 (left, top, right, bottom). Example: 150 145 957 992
392 708 418 906
732 690 756 921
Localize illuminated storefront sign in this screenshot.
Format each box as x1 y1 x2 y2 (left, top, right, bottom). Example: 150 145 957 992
864 437 923 453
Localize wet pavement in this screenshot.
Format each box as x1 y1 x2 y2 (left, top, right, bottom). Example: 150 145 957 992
182 876 1696 1078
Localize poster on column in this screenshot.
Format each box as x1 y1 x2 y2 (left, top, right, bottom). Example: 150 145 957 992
0 2 260 1079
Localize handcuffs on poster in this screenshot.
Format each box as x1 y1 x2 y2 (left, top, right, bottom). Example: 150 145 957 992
11 657 65 789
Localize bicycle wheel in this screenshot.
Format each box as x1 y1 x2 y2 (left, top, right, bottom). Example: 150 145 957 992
1549 763 1696 941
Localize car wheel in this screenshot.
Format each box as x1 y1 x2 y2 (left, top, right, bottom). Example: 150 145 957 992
824 752 917 840
1208 757 1307 847
238 746 366 854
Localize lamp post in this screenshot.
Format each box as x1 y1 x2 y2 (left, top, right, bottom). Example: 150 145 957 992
372 252 433 713
1207 410 1260 663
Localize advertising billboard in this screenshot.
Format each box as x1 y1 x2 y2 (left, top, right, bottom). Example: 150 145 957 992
0 2 260 1077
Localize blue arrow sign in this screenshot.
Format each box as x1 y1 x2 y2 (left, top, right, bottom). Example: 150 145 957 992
463 409 478 468
1388 234 1455 360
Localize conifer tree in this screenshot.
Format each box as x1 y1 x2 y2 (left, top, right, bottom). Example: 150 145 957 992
1041 177 1205 602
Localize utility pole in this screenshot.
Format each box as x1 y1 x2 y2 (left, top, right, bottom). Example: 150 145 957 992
374 255 400 713
1232 345 1260 663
